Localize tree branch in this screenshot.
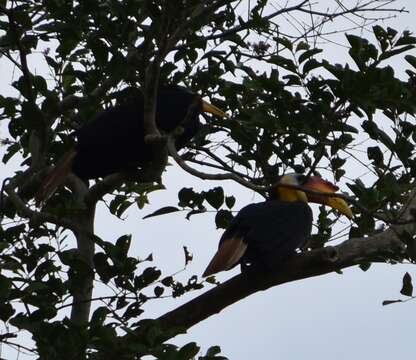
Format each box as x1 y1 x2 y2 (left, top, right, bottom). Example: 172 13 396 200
3 182 85 234
175 0 309 48
154 231 405 337
167 137 263 191
102 182 416 355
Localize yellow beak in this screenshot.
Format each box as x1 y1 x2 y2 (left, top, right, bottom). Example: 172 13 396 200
202 100 228 118
304 176 353 219
325 196 353 219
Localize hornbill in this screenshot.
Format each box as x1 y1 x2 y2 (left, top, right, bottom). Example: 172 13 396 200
203 173 353 276
35 85 226 205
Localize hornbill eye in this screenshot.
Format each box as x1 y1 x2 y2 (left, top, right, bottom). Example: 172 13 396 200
297 174 307 185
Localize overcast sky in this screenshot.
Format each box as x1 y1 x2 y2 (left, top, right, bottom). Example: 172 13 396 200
1 1 416 359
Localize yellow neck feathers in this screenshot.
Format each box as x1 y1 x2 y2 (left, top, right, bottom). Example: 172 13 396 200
277 175 308 203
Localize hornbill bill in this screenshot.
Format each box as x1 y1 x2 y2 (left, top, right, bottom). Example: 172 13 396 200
35 85 226 205
203 173 353 276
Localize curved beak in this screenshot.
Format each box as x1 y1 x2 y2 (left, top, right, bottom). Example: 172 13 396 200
304 176 353 219
202 100 228 118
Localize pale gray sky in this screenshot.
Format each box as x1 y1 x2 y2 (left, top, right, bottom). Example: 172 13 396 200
1 1 416 359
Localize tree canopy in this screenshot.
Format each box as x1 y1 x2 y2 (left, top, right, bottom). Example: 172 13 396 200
1 0 416 359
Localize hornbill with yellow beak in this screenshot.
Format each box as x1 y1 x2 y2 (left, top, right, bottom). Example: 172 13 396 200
36 85 226 205
203 174 352 276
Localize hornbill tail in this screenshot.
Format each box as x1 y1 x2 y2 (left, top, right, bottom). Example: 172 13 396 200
35 149 77 207
203 237 247 277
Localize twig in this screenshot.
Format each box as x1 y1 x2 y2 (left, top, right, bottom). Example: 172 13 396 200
168 136 262 191
3 181 88 235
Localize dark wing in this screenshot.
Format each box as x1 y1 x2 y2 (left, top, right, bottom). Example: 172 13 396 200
73 100 147 179
203 201 312 276
240 201 312 269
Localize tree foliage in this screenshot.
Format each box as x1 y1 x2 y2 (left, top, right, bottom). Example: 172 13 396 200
0 0 415 359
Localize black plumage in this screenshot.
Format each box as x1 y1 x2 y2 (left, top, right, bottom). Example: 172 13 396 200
203 173 352 276
73 85 206 179
203 200 313 277
36 85 225 205
221 201 312 271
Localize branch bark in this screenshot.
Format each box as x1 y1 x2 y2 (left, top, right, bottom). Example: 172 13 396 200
102 184 416 358
70 204 96 324
3 182 85 234
155 231 405 336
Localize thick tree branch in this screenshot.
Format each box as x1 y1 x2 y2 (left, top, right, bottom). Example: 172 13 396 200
70 203 96 325
104 184 416 354
102 226 408 359
154 231 405 337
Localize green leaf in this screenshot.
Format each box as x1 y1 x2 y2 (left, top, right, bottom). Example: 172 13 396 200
161 276 173 287
178 187 204 208
2 143 20 163
382 299 403 306
204 187 224 209
91 306 109 326
177 342 200 360
361 120 394 150
379 45 414 62
143 206 180 219
123 302 143 319
134 267 161 289
302 59 321 74
0 275 12 300
275 36 293 50
154 286 164 297
396 31 416 46
93 253 113 283
89 38 109 65
296 41 309 52
359 262 371 272
0 303 15 321
21 101 44 129
215 210 233 229
183 246 193 266
225 196 236 209
298 48 322 64
405 54 416 69
367 146 384 165
283 74 301 86
115 235 131 258
400 272 413 296
373 25 388 51
115 200 133 218
270 55 297 73
205 345 222 357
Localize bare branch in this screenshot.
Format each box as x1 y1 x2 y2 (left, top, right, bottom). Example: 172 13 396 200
116 182 416 348
154 232 404 338
167 136 262 191
3 182 85 234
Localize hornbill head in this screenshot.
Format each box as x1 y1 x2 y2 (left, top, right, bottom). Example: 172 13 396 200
275 173 353 218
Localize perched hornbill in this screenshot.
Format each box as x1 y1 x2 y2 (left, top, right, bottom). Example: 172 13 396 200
203 174 353 276
36 85 226 205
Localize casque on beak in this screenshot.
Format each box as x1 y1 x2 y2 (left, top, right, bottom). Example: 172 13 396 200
303 176 353 219
202 100 228 118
